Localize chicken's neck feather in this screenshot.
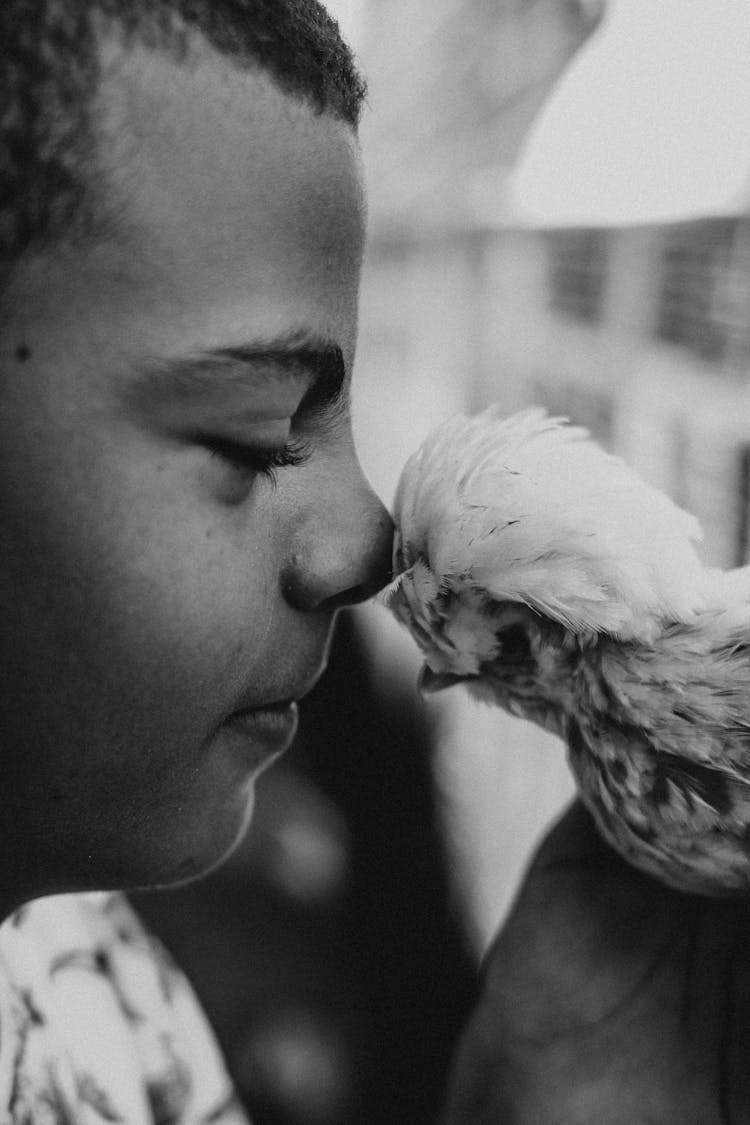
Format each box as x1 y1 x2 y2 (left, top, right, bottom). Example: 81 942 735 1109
469 606 750 781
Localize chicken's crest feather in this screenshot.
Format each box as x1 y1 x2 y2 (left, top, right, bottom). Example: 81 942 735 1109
391 406 711 642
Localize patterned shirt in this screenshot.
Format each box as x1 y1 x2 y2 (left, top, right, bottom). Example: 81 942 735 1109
0 892 251 1125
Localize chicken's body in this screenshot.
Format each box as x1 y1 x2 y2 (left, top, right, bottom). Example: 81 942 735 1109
385 406 750 895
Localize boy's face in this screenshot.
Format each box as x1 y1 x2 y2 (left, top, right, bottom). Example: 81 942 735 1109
0 39 392 902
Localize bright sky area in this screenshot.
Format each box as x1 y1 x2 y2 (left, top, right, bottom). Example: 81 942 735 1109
327 0 750 227
509 0 750 225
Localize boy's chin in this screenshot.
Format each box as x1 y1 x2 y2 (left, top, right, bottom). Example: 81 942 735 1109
130 796 256 893
0 790 256 922
71 788 257 899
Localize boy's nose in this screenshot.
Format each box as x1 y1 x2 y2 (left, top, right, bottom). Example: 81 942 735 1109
281 474 394 612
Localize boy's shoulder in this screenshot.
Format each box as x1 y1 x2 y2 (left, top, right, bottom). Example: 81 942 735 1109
0 891 250 1124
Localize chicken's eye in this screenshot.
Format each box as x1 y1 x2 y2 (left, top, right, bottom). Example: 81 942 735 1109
497 623 532 665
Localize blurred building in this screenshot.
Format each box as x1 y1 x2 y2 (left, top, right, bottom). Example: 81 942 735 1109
353 1 750 566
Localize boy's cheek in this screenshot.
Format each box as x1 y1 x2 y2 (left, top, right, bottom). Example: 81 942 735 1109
2 497 267 713
0 399 284 700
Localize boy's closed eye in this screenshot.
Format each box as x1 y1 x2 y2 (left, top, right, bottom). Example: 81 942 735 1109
119 330 348 494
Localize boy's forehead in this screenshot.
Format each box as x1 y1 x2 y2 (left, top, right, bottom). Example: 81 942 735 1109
95 33 366 278
1 33 367 390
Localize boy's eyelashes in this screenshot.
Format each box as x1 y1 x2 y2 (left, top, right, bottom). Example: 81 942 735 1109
201 434 312 486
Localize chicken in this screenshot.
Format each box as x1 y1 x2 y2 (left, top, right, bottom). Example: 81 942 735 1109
383 405 750 896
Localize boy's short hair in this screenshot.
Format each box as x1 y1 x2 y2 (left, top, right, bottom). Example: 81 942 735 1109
0 0 367 265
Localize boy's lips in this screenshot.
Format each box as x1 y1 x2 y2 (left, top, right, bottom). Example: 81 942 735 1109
222 663 326 762
225 700 299 760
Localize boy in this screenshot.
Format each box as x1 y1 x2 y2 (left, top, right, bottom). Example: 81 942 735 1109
2 2 750 1121
0 1 390 1116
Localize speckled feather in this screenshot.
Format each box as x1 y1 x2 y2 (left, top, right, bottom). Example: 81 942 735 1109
384 405 750 895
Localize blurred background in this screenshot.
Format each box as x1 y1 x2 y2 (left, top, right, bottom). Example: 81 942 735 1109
136 2 750 1121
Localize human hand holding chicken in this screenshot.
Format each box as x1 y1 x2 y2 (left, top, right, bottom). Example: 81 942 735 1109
440 800 750 1124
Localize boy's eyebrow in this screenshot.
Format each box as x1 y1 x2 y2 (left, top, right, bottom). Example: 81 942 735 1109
123 331 347 414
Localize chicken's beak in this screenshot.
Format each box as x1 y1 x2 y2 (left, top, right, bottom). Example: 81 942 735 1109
418 665 467 695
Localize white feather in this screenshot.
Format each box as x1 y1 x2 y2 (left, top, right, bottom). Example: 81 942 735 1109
393 406 715 642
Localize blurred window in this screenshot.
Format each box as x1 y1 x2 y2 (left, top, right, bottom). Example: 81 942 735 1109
545 228 609 323
656 218 738 363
